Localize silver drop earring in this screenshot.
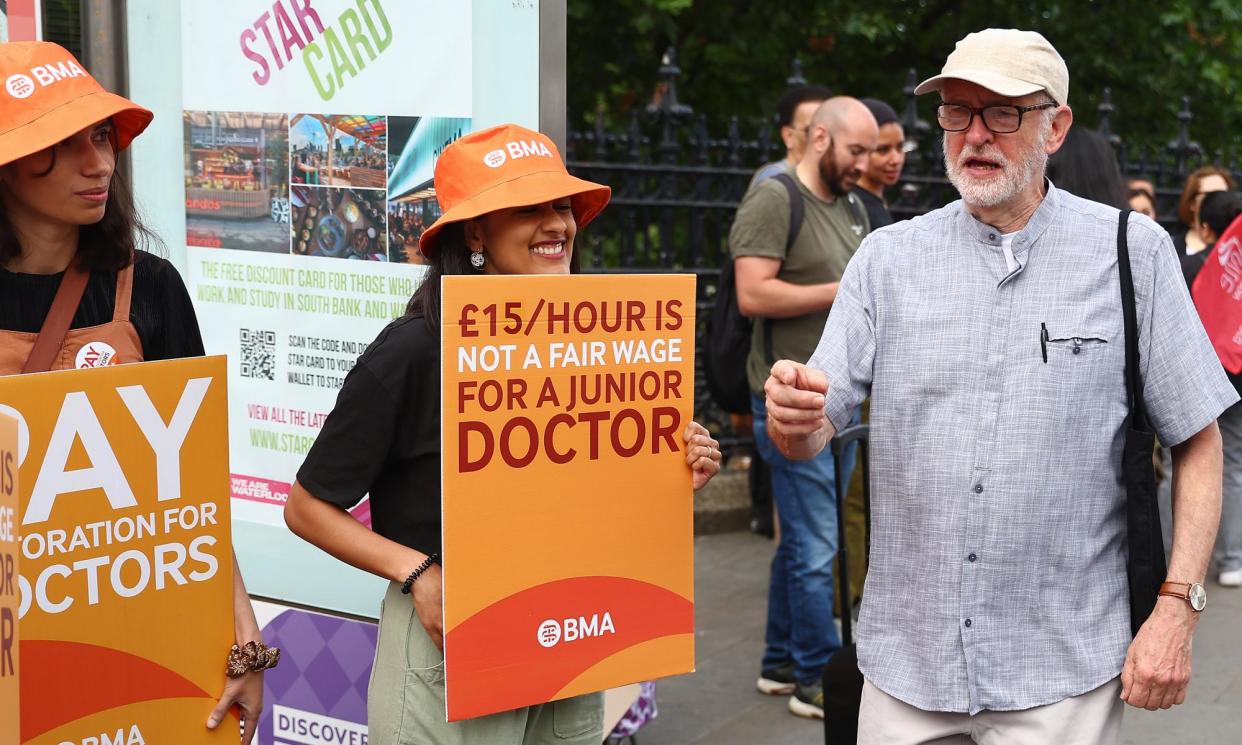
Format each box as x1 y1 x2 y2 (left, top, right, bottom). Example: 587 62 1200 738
470 251 486 270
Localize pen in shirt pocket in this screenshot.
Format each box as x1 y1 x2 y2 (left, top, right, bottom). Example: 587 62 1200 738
1040 322 1048 363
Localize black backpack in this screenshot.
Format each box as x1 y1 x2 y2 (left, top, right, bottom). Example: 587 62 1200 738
704 172 805 414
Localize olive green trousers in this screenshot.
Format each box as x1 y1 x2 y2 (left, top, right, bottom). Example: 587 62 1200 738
368 582 605 745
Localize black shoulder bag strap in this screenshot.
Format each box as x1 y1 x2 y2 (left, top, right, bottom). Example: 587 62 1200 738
1118 208 1168 636
763 172 806 364
772 172 806 252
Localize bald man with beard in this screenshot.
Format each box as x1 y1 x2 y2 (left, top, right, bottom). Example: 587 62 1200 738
729 96 877 719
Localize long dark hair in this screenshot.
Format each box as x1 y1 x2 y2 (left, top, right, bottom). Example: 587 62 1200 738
406 219 583 330
1200 191 1242 238
1047 128 1128 209
0 140 159 272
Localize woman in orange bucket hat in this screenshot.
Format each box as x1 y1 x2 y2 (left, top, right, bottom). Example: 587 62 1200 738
0 42 271 740
286 123 723 743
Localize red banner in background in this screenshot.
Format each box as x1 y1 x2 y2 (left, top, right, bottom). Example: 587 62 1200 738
1191 214 1242 374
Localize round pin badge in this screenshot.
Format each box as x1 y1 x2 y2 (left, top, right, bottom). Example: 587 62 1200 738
76 342 118 369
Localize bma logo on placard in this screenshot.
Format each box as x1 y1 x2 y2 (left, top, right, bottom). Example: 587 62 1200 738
536 612 616 649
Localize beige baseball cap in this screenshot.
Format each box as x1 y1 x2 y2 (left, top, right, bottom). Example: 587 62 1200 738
914 29 1069 105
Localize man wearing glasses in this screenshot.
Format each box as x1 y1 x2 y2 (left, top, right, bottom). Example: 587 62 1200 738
751 84 833 186
763 29 1235 744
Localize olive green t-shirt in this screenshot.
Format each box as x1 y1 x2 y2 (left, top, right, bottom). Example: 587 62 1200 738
728 174 869 394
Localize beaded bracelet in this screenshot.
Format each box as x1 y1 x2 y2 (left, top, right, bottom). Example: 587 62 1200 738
401 553 440 595
226 641 281 678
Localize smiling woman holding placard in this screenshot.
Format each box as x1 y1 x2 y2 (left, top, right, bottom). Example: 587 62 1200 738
0 41 272 743
285 123 722 744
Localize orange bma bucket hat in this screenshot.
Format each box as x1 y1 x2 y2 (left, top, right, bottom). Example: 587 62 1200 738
0 41 152 168
418 123 611 256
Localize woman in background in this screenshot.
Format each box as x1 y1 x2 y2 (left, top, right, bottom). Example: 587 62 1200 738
856 98 906 229
0 41 269 742
1172 166 1235 254
1046 128 1127 208
1127 182 1158 221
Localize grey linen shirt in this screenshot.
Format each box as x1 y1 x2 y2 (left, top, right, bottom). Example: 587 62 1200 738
808 182 1238 714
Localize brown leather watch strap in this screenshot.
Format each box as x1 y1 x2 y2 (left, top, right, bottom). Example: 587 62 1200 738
22 259 89 374
1157 581 1190 600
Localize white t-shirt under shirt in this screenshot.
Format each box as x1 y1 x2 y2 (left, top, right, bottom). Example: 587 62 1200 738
1001 231 1020 274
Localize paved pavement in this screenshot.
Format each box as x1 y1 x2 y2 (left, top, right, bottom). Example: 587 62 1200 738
632 531 1242 745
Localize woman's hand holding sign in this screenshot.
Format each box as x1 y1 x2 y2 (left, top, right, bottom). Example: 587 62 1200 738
764 360 835 461
412 562 446 651
685 421 722 491
209 668 263 744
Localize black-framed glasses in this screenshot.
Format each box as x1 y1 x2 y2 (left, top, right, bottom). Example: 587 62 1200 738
936 101 1059 134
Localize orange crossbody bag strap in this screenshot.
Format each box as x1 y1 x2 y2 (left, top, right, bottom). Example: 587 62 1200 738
22 260 90 373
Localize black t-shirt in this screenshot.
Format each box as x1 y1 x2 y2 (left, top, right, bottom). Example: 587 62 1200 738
0 250 205 361
296 314 441 555
1180 248 1208 289
854 187 893 230
1171 226 1190 256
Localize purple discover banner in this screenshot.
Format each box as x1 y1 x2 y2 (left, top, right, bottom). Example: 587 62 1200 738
253 601 377 744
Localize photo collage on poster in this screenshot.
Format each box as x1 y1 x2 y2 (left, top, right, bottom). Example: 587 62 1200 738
184 113 472 264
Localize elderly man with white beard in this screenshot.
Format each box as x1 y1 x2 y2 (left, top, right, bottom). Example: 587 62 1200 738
762 29 1237 745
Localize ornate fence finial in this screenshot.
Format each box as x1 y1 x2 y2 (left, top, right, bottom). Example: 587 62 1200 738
626 110 642 161
786 57 807 87
1096 88 1114 138
756 116 775 164
1097 87 1122 153
901 68 932 151
1167 96 1202 180
646 47 694 163
727 116 743 168
592 101 608 159
694 114 711 165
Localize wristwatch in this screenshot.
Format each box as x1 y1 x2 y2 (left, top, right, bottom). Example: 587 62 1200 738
1158 581 1207 612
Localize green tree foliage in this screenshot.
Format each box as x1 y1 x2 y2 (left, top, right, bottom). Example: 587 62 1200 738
567 0 1242 161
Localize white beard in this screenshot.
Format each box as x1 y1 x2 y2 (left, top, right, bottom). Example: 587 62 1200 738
945 136 1049 209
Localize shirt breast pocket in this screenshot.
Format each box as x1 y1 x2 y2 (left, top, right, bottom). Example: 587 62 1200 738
1046 331 1110 360
1042 328 1119 413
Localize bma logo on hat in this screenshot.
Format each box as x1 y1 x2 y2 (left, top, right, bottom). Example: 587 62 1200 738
5 60 88 100
483 149 507 168
5 74 35 99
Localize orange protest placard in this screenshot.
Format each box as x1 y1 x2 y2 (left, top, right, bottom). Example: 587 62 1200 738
1 413 19 743
441 274 697 722
0 357 235 744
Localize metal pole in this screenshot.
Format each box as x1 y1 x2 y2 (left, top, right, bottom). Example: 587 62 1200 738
80 0 130 180
80 0 126 94
539 0 567 150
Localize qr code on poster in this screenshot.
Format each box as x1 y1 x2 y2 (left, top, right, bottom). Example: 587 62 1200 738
240 328 277 380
